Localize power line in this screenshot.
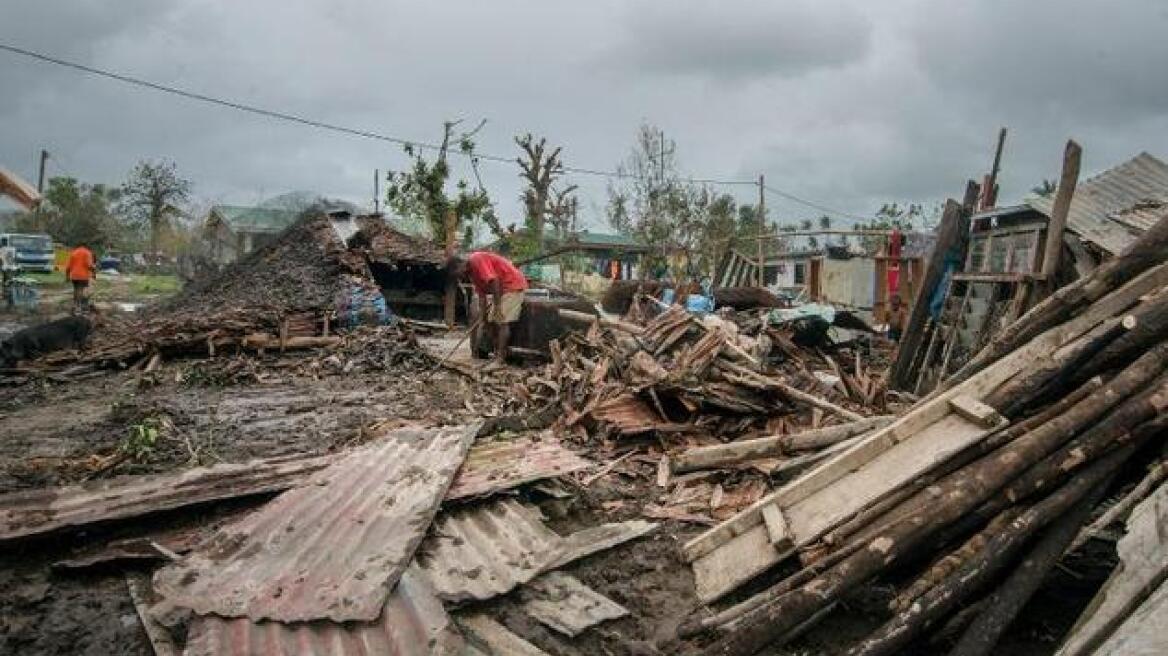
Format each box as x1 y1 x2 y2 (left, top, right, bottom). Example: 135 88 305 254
1 41 861 214
762 184 870 222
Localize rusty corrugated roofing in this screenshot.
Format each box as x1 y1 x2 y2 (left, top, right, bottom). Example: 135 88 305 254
418 498 561 602
183 566 464 656
417 498 657 602
0 453 334 544
446 433 591 501
154 423 479 623
519 572 628 637
1027 152 1168 255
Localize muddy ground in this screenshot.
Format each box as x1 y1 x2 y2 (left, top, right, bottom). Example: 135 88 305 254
0 327 1115 655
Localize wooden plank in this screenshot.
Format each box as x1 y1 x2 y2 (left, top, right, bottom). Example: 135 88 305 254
949 395 1005 428
1093 579 1168 656
1040 140 1082 279
126 573 179 656
1055 482 1168 656
693 523 787 603
760 504 792 549
890 198 964 389
457 612 550 656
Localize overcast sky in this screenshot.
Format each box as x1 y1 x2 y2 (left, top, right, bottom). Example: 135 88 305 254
3 0 1168 231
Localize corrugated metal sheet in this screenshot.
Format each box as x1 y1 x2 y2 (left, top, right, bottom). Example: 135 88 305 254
446 433 591 501
0 453 334 544
418 499 561 602
183 566 464 656
154 423 479 623
1027 152 1168 255
417 498 657 602
519 572 628 637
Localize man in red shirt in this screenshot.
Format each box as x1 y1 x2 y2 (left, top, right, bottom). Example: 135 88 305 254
64 241 96 310
449 251 528 363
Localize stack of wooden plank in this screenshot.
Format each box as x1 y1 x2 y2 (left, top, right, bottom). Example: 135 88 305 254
680 212 1168 655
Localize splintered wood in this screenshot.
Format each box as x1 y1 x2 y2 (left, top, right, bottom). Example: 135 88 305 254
527 306 874 441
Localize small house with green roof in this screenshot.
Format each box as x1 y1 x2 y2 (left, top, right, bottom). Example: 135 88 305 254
202 204 301 264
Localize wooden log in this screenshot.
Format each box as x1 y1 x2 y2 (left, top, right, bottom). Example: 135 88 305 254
1070 459 1168 553
891 508 1024 613
944 214 1168 392
1073 285 1168 381
697 347 1168 656
670 417 894 474
1039 140 1082 280
984 315 1127 416
949 471 1109 656
891 199 964 389
975 409 1168 525
557 309 641 335
844 446 1127 656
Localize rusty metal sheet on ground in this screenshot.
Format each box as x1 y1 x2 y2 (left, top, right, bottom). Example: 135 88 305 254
446 432 591 501
155 423 479 623
183 566 464 656
417 497 657 602
418 499 562 602
0 453 334 544
519 572 628 637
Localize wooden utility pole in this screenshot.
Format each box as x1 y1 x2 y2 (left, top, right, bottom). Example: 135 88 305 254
443 209 457 328
757 174 766 287
36 149 48 194
373 169 380 214
1040 140 1082 280
983 127 1007 210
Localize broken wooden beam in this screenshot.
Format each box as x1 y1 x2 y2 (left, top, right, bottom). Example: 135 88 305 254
670 417 894 474
557 309 642 335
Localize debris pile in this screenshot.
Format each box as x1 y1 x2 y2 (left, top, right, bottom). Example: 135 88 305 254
681 213 1168 655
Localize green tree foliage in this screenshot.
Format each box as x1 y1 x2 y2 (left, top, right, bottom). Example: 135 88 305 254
15 177 124 250
121 159 192 256
385 120 500 246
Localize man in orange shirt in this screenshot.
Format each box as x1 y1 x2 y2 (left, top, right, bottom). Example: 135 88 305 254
449 251 528 363
64 241 96 309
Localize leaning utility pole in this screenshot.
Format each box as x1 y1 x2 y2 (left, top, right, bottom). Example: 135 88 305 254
36 149 48 194
757 174 766 287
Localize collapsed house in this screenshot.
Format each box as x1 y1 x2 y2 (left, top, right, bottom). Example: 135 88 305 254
892 150 1168 394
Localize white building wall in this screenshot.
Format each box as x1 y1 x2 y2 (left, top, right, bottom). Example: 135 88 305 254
820 257 875 308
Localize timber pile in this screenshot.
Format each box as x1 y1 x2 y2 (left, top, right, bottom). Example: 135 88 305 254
684 212 1168 655
520 305 875 444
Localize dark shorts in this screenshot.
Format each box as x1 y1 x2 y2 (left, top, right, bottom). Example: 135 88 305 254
71 280 89 291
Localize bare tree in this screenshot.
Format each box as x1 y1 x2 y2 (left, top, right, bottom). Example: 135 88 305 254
121 160 192 259
547 184 580 240
516 134 566 253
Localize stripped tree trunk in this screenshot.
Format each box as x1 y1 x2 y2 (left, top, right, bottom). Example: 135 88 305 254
845 447 1128 656
948 473 1107 656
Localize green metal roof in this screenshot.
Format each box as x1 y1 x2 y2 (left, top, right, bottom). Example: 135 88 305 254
210 205 300 233
570 230 646 249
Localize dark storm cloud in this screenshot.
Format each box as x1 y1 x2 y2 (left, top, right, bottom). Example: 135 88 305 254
2 0 1167 225
620 1 872 79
